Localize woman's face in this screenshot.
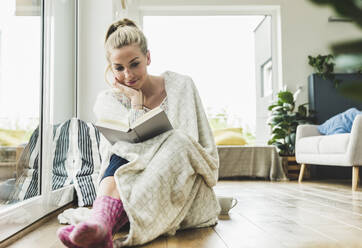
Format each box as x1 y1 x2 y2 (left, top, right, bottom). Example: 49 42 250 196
109 44 150 90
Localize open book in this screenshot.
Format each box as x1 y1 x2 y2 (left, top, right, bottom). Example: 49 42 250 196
95 106 173 144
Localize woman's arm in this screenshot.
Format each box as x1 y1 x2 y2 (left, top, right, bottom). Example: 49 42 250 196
93 90 129 125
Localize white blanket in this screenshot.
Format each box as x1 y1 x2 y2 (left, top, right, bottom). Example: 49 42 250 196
63 71 221 247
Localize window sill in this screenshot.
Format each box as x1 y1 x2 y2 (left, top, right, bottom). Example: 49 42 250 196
0 185 75 242
0 201 75 248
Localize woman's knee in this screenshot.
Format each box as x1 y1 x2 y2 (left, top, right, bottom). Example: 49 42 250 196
98 176 120 198
100 176 116 186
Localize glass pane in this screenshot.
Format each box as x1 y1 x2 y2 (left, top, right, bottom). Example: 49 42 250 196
143 16 265 144
0 0 41 209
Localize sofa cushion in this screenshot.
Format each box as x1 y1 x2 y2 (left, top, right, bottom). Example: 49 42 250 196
297 136 322 154
318 108 362 135
297 134 350 154
318 134 350 154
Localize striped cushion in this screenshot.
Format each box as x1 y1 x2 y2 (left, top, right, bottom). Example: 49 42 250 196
9 126 41 202
74 119 101 206
10 118 101 207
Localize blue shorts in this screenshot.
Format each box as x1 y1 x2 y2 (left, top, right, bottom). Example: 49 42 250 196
100 154 129 182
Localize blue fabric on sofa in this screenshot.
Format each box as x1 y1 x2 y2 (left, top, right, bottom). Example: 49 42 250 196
318 108 362 135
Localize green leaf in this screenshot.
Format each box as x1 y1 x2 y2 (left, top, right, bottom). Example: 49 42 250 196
298 105 307 117
268 115 284 125
272 128 287 137
268 104 278 111
282 103 294 112
276 143 288 156
273 121 289 130
271 133 285 140
290 133 296 146
308 54 335 75
271 105 284 112
278 91 294 104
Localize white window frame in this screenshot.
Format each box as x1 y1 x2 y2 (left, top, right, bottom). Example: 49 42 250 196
122 4 283 100
0 0 78 241
261 58 273 97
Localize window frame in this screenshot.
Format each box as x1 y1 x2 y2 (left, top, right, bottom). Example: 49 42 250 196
123 4 283 101
261 58 273 98
0 0 78 242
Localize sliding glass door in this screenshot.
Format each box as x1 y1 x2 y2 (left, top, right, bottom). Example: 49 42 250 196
0 0 77 241
0 0 42 212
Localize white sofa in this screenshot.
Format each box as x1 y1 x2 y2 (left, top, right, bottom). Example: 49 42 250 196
296 115 362 190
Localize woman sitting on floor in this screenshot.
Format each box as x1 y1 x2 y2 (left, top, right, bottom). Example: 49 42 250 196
57 18 220 248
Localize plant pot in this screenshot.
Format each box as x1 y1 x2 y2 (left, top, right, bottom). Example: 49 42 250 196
281 156 310 180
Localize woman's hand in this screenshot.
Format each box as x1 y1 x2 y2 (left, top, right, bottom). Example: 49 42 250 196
113 78 143 109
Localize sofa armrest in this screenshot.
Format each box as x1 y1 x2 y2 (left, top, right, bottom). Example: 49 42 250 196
349 115 362 165
296 124 321 142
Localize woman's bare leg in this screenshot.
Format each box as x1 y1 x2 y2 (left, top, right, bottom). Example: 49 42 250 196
97 176 120 199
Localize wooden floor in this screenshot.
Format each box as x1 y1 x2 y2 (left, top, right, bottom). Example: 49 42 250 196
6 180 362 248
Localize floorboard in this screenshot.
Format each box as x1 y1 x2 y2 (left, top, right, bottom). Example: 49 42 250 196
6 180 362 248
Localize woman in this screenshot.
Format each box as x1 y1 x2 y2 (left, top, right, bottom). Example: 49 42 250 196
57 18 220 248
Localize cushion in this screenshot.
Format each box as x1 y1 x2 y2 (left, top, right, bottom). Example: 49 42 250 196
297 133 350 154
213 128 247 146
8 118 101 207
296 136 321 154
73 119 102 206
0 128 28 147
318 133 350 154
318 108 362 135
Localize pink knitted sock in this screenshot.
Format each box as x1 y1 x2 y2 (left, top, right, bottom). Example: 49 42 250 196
57 225 81 248
68 196 128 248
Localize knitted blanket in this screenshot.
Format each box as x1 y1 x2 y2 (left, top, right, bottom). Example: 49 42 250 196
94 71 221 246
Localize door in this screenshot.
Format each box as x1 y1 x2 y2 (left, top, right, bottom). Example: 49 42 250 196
254 16 274 145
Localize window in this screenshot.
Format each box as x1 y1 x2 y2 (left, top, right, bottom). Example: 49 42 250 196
0 0 77 241
143 15 264 143
261 58 272 97
0 0 42 208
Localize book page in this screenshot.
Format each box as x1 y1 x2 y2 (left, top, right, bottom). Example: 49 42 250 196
96 125 139 144
130 106 164 129
133 110 173 142
96 118 129 132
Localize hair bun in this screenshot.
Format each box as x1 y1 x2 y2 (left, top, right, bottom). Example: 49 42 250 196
115 18 137 28
105 18 138 42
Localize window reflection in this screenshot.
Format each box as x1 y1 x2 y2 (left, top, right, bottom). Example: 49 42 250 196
0 0 41 208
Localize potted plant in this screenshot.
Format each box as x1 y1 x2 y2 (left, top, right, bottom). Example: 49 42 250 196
267 90 314 179
308 54 335 76
308 54 340 87
308 1 362 102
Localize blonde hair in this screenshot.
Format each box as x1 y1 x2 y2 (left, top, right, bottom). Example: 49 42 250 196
105 19 148 60
104 19 148 86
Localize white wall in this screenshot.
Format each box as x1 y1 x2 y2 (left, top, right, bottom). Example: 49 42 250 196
52 0 76 124
78 0 362 122
78 0 113 122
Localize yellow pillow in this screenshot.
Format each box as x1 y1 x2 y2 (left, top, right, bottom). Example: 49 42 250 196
212 128 247 146
0 129 28 147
